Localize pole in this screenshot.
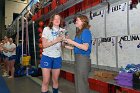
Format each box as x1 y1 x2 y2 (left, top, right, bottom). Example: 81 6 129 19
26 20 30 55
32 21 37 67
21 15 24 64
16 18 19 46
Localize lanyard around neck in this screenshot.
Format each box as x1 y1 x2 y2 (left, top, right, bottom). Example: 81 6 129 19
51 27 60 36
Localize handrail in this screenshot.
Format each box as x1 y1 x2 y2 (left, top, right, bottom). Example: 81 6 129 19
10 0 34 27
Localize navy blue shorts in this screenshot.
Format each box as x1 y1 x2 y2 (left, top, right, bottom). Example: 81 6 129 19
9 55 16 61
40 55 62 69
0 53 2 58
0 53 3 59
2 54 9 59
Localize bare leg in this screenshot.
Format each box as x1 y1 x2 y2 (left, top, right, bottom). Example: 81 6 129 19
41 68 51 92
8 59 15 78
52 69 60 88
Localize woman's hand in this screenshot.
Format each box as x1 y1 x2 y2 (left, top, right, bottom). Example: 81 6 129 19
65 35 69 39
65 45 74 50
67 39 74 45
64 39 74 45
0 47 3 52
64 38 89 51
56 36 64 43
4 50 8 53
42 35 64 48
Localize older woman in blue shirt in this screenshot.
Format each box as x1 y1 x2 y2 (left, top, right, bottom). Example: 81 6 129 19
64 15 92 93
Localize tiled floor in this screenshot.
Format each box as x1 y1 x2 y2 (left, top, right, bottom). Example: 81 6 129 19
0 76 10 93
38 76 98 93
1 62 99 93
4 77 41 93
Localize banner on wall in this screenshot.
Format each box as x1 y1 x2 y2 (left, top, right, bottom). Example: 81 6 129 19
118 35 140 67
98 37 116 67
90 10 104 20
110 2 127 13
89 10 105 38
89 2 127 19
106 2 128 37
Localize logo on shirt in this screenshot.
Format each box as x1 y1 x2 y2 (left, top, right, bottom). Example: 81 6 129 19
51 31 59 37
44 62 49 66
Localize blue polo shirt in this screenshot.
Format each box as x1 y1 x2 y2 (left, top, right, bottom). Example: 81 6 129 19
74 28 92 57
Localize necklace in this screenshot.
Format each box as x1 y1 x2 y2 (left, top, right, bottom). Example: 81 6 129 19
51 27 60 40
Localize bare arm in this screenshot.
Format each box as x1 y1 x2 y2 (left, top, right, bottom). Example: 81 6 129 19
8 48 16 52
65 45 74 50
65 39 89 51
42 36 63 48
2 46 8 52
61 41 74 50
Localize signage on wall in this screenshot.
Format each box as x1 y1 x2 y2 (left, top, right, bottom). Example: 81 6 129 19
118 35 140 49
98 37 115 47
120 35 140 41
90 10 104 18
90 2 127 19
111 3 127 12
93 10 104 17
97 37 116 67
100 37 111 42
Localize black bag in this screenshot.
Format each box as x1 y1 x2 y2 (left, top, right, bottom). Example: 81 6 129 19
133 72 140 89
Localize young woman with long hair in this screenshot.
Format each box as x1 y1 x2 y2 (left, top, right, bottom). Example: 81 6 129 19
64 15 92 93
40 14 65 93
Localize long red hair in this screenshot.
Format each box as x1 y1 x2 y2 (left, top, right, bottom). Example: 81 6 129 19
76 15 90 37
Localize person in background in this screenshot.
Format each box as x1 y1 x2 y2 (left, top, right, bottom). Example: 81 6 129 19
2 36 10 77
0 40 3 63
40 14 65 93
8 38 16 78
64 15 92 93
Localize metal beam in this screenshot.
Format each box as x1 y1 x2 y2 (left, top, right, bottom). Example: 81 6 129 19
32 21 37 67
41 0 83 21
